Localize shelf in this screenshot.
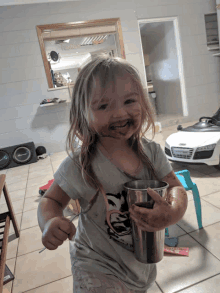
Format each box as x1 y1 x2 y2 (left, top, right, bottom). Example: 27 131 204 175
40 101 70 107
212 52 220 57
47 85 74 92
208 46 220 51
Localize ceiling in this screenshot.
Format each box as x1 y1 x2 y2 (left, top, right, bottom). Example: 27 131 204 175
0 0 79 7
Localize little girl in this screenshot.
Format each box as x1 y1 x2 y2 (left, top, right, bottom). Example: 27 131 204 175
38 55 188 293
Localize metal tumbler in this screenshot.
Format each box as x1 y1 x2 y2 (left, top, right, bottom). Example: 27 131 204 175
124 180 169 264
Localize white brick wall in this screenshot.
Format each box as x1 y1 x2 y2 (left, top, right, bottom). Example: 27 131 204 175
0 0 219 153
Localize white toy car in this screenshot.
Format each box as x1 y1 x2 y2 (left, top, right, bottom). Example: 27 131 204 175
165 110 220 167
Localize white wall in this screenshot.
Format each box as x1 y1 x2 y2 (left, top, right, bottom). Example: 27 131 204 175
0 0 219 153
141 21 182 116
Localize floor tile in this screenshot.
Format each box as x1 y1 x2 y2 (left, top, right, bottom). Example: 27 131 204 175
26 185 43 198
0 198 24 215
188 164 220 176
29 164 53 176
8 189 26 203
28 163 52 174
27 166 53 180
177 199 220 233
0 196 6 205
12 240 72 293
202 190 220 209
17 226 44 257
208 171 220 178
21 209 38 230
0 169 8 175
179 274 220 292
29 157 51 173
168 162 210 180
190 175 220 197
177 168 208 180
4 173 28 186
51 160 63 173
26 174 54 189
3 258 16 293
7 180 27 193
186 190 193 201
157 234 220 293
148 281 162 293
50 151 67 162
24 276 73 293
189 222 220 260
6 165 29 177
23 196 41 213
166 223 187 238
4 237 19 260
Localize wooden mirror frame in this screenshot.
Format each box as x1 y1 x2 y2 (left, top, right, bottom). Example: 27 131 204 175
36 18 126 89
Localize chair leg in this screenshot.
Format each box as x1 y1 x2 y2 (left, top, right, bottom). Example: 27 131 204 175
3 184 20 238
192 184 203 229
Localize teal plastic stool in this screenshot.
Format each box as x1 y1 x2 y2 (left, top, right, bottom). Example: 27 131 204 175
165 169 202 237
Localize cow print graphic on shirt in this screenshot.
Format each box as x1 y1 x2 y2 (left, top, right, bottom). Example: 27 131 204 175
105 190 134 251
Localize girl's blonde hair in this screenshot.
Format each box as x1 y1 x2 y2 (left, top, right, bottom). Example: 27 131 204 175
66 54 159 210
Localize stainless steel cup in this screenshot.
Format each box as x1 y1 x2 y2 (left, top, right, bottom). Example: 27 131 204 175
124 180 169 264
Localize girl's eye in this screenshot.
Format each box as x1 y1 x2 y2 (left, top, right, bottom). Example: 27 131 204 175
125 99 136 104
98 104 108 110
98 99 136 110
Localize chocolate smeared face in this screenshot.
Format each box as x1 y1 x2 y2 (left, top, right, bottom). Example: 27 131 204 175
100 117 139 138
89 73 142 149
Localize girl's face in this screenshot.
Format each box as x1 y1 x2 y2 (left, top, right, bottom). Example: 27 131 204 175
89 73 142 148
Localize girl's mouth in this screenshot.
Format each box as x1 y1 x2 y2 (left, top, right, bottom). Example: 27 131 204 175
110 120 132 130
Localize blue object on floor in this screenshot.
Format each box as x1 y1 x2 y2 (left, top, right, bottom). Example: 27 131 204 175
164 237 178 247
165 169 203 237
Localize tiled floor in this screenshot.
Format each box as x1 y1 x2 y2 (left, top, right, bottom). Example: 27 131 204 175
1 120 220 293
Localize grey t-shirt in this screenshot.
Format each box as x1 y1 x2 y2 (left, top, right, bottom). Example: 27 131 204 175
54 138 173 291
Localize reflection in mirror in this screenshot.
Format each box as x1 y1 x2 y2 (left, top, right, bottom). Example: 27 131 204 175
36 19 125 90
44 34 117 88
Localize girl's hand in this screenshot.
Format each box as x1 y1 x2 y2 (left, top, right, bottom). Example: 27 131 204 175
129 187 174 232
42 216 76 250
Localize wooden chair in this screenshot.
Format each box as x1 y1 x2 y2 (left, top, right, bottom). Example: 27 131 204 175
0 174 20 293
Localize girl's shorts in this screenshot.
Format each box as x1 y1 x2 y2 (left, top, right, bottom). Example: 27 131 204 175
73 268 147 293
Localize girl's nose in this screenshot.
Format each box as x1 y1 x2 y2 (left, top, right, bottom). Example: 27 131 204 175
112 106 127 118
110 100 127 115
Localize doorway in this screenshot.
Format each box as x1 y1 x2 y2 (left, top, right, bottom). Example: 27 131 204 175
138 17 188 126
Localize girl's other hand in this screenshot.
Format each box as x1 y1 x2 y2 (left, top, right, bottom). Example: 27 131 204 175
42 216 76 250
129 187 174 232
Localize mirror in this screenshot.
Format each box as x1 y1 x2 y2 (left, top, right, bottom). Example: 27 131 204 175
36 18 125 89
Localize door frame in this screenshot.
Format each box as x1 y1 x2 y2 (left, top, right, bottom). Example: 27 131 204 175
137 16 188 117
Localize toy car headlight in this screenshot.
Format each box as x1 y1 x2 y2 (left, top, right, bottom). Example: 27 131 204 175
165 141 170 149
196 143 216 152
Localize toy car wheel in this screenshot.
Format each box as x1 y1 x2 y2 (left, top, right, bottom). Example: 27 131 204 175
39 190 45 196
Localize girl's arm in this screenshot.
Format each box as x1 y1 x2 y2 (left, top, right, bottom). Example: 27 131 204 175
162 171 188 225
37 181 71 232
